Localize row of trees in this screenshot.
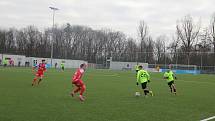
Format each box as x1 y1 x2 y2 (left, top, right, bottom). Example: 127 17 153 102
0 15 215 66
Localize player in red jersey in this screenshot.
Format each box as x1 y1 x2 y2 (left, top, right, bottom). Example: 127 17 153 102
32 60 46 86
70 63 87 101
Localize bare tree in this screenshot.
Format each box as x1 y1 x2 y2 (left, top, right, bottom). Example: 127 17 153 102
123 38 137 62
198 28 211 52
196 28 213 66
16 29 27 55
210 13 215 66
145 36 154 63
5 28 16 53
176 15 200 65
155 35 166 63
138 20 149 62
167 35 180 64
0 30 6 54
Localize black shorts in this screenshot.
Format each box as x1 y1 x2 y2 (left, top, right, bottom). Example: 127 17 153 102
168 81 174 86
141 82 147 89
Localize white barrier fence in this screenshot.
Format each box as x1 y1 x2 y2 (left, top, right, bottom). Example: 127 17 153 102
0 54 87 68
110 61 148 71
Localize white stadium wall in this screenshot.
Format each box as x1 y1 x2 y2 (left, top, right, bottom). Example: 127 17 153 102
0 54 26 66
110 61 148 70
50 58 87 68
0 54 87 68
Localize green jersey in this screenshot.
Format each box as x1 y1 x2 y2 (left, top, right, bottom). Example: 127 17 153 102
164 70 174 82
3 59 7 65
137 69 150 83
61 63 65 68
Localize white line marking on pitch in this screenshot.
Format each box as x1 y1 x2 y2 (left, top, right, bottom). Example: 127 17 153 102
200 116 215 121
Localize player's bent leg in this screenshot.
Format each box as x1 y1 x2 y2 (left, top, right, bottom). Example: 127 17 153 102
80 84 86 96
172 84 177 95
79 84 86 101
143 87 153 96
79 95 85 101
74 87 81 93
141 82 150 96
169 85 173 93
149 90 154 96
143 89 149 96
71 86 81 97
168 81 173 93
38 76 43 85
32 76 38 86
38 79 42 85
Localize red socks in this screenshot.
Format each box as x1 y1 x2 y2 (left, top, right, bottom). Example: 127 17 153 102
80 85 86 96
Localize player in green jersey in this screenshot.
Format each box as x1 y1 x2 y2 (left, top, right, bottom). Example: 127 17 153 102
163 67 177 95
61 62 65 71
136 65 153 96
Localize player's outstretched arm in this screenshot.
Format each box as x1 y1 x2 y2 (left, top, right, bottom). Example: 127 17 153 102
136 71 140 85
174 75 177 80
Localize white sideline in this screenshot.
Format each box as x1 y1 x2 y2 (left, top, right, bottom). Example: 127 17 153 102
200 116 215 121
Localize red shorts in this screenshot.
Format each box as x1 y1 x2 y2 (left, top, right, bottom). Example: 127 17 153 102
36 72 44 77
72 80 84 87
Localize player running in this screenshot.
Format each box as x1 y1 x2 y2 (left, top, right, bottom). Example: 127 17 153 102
136 65 153 97
163 67 177 95
32 60 46 86
70 63 87 101
61 62 65 71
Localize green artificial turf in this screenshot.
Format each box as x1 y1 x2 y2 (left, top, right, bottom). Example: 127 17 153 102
0 67 215 121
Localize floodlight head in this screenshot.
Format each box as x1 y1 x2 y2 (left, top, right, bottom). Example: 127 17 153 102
49 7 59 11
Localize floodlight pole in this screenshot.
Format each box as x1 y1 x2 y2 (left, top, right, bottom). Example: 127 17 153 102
49 6 59 68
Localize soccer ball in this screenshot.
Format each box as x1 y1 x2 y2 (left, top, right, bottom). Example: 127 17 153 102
135 92 141 97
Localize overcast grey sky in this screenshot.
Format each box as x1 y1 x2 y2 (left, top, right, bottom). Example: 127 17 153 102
0 0 214 38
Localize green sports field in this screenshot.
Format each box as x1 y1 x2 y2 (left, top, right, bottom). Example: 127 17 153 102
0 67 215 121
